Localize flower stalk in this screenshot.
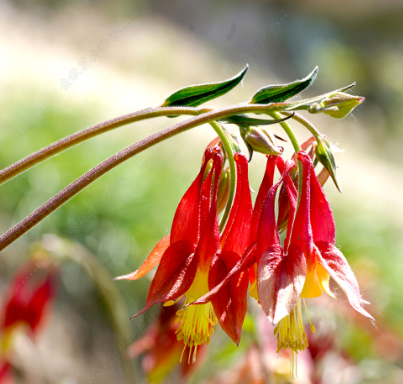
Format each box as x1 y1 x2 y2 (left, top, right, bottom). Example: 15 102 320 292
208 121 237 231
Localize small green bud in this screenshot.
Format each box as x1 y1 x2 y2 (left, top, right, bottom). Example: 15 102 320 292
239 125 283 161
315 135 342 192
309 92 364 119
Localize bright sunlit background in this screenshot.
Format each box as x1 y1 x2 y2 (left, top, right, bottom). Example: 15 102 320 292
0 1 402 383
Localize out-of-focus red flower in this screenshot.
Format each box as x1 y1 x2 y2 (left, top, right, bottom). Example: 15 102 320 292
0 261 57 384
1 261 57 340
0 361 13 384
128 303 206 383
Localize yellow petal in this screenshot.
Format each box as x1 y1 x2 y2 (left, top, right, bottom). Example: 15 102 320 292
300 263 322 298
316 263 335 298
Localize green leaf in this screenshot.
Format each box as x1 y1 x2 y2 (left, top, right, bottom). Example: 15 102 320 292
250 66 318 104
161 65 249 107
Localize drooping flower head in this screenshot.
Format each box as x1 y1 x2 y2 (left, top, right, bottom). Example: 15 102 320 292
191 150 373 377
117 145 254 360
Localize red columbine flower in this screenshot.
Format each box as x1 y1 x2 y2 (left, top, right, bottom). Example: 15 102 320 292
259 151 373 375
206 152 253 345
117 147 223 361
117 147 254 359
192 151 373 376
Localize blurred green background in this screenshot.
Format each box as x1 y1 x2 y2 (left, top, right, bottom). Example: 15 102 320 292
0 0 402 383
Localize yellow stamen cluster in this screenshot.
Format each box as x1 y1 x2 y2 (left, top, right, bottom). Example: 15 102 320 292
173 269 218 363
274 298 315 379
175 298 217 363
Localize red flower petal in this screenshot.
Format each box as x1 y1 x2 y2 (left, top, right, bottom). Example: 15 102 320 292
114 235 170 281
257 159 295 257
316 241 374 320
250 155 277 243
291 151 314 259
26 272 56 333
131 240 197 319
221 153 253 255
1 266 56 334
257 243 306 324
283 173 298 253
209 250 249 345
197 152 222 268
189 243 257 306
308 159 336 244
170 149 214 245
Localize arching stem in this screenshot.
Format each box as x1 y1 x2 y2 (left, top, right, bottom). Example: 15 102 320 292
0 103 289 253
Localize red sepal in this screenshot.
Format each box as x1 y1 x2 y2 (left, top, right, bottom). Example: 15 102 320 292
170 149 214 245
257 244 306 324
209 250 249 345
131 240 197 319
316 242 374 320
114 235 170 281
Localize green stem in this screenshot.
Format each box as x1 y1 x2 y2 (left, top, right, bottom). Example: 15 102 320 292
209 121 237 232
42 236 138 383
281 111 321 139
268 112 302 154
0 103 290 253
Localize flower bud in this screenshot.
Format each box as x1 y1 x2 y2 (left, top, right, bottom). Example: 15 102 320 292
315 135 342 192
239 125 283 160
309 92 364 119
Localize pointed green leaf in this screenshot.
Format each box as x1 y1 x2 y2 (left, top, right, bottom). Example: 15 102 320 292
250 66 318 105
161 65 249 107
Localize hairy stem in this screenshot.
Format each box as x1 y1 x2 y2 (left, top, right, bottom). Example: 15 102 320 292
208 121 237 231
0 102 294 186
0 106 208 186
0 103 289 252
